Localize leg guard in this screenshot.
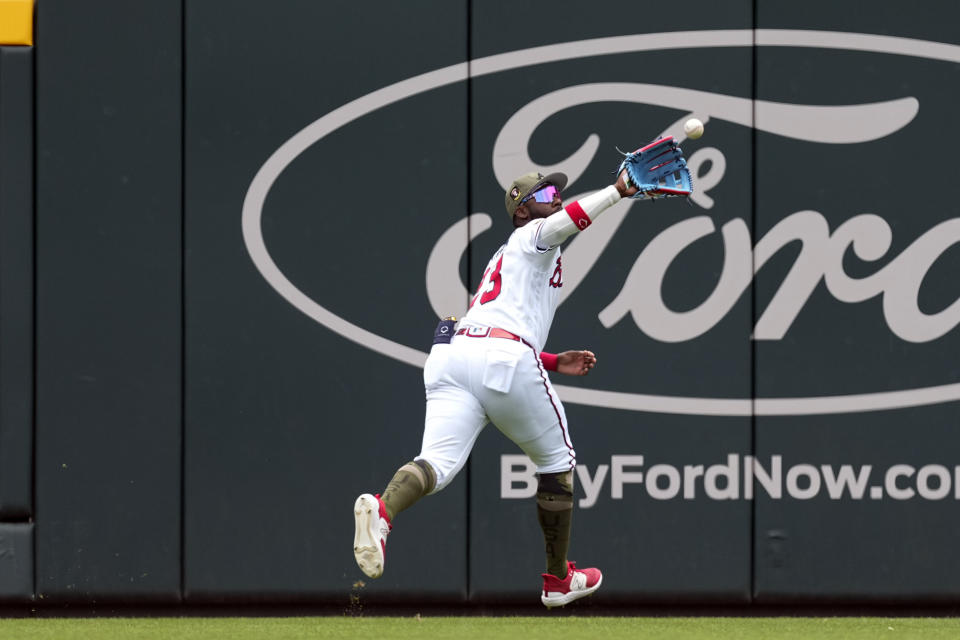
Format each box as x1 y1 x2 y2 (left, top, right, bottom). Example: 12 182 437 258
380 459 438 521
536 470 574 579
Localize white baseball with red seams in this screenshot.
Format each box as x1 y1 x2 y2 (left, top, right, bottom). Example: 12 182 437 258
684 117 704 139
415 186 623 491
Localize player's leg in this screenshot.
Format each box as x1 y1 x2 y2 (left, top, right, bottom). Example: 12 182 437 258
410 338 490 497
414 378 488 495
519 431 579 584
354 456 441 579
482 346 576 576
354 344 486 579
353 385 484 579
481 346 601 606
517 417 602 608
376 375 487 520
536 469 575 579
379 459 437 521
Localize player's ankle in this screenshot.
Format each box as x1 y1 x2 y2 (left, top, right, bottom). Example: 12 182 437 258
546 563 568 580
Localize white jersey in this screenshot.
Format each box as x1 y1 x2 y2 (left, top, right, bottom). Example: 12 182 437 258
462 219 562 353
415 186 622 490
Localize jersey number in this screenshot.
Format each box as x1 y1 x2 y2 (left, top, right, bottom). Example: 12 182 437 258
470 254 504 307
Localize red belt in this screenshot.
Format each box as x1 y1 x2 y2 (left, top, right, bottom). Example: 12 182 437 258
455 327 523 343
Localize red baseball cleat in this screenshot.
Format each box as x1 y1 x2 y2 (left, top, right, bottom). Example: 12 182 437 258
353 493 392 578
541 561 603 608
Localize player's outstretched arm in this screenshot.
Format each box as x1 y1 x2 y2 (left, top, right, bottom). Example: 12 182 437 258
544 350 597 376
536 172 638 250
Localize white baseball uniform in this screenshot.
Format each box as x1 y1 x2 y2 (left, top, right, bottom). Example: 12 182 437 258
417 186 622 491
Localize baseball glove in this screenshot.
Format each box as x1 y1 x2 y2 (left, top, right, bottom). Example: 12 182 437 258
616 136 693 199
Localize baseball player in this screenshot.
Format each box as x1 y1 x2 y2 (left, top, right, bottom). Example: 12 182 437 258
354 166 642 607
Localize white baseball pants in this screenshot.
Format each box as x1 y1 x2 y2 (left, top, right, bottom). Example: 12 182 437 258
416 335 576 493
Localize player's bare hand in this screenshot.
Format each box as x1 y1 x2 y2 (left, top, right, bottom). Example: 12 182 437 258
615 169 640 199
555 350 597 376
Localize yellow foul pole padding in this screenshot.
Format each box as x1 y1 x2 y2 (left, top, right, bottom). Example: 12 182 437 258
0 0 34 46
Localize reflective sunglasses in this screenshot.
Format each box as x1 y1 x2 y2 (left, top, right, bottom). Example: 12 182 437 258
521 184 559 205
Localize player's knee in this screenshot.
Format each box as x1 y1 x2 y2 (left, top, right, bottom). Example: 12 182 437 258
536 470 574 510
395 459 438 498
538 470 573 495
414 455 449 494
412 458 437 494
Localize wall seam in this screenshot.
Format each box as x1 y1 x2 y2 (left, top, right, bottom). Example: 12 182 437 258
179 0 187 604
31 30 39 601
750 0 759 605
464 0 473 603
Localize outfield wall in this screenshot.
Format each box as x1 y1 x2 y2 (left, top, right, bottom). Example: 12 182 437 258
1 0 960 604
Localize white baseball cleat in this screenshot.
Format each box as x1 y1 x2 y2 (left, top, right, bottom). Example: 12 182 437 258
353 493 392 579
541 561 603 608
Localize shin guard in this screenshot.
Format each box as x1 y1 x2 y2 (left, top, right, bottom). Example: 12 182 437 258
536 470 574 579
380 459 437 521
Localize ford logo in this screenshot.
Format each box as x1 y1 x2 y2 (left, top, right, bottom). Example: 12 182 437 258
242 29 960 417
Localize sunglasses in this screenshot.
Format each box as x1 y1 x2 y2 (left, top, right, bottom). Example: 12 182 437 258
521 184 560 205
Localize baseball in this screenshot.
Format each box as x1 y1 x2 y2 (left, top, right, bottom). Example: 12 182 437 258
684 118 704 140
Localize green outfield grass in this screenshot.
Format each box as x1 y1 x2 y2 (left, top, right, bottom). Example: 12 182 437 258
1 616 959 640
